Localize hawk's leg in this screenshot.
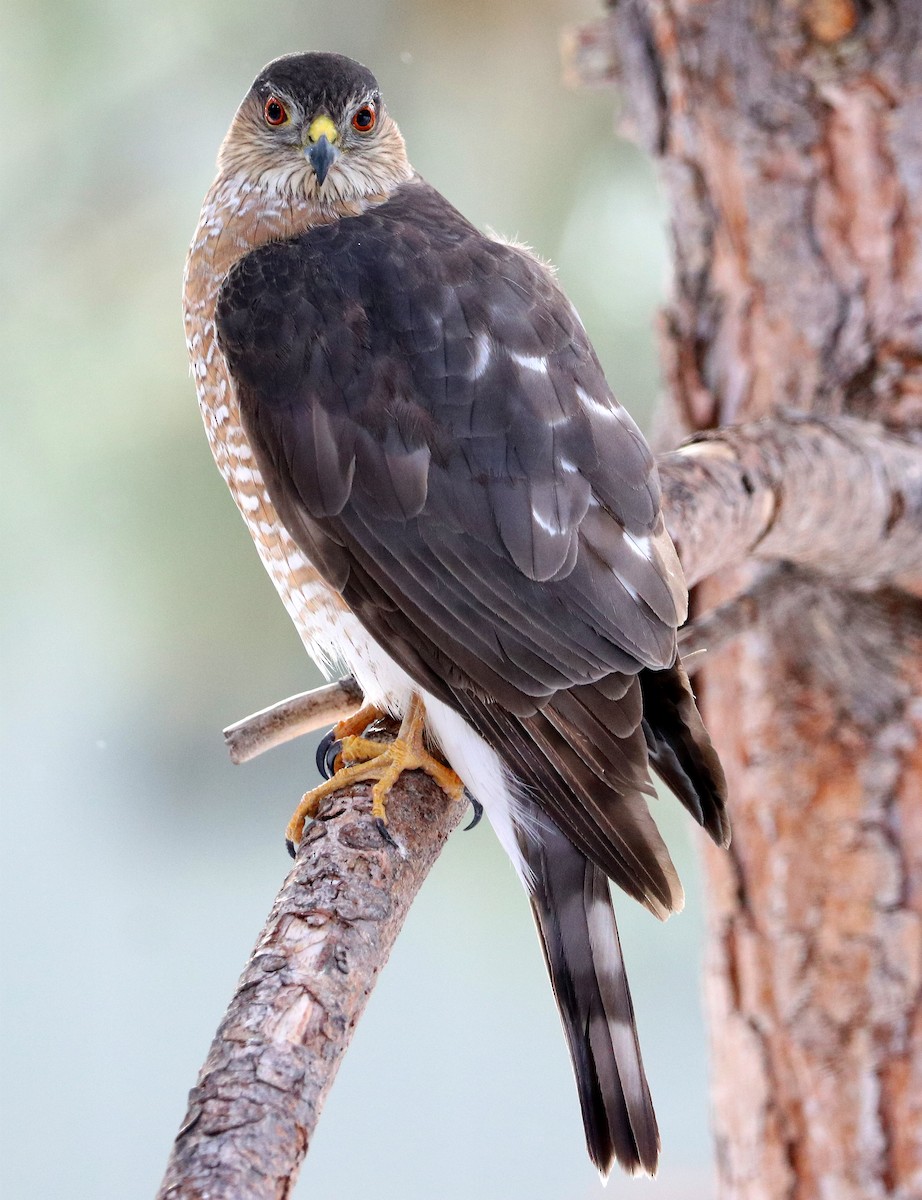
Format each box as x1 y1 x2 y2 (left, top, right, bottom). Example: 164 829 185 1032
286 693 466 850
336 702 388 742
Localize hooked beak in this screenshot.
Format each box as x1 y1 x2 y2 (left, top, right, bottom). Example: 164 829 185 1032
307 134 338 185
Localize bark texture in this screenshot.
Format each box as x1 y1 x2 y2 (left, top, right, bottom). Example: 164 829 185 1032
157 737 466 1200
660 415 922 591
566 4 922 1196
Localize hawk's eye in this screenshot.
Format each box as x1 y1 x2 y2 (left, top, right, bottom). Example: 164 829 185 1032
351 105 377 133
264 97 288 126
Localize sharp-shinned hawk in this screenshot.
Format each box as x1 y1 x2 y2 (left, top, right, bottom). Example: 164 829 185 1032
184 52 729 1180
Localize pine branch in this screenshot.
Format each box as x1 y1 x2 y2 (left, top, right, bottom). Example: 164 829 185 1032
661 414 922 591
156 732 467 1200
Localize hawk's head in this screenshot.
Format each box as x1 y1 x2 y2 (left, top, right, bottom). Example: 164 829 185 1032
218 53 412 205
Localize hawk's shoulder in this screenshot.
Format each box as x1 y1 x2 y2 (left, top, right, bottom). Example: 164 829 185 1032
216 176 578 399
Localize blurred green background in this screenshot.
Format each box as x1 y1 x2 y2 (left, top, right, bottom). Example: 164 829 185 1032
1 0 716 1196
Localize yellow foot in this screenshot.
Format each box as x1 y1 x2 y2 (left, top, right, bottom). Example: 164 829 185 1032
285 694 466 850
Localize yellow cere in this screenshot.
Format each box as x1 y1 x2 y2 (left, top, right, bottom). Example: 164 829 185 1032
307 115 339 144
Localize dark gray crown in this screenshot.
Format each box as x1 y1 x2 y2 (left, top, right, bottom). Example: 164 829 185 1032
252 53 380 113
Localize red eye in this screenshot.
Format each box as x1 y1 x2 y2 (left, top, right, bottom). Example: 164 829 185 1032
352 105 376 133
264 97 288 126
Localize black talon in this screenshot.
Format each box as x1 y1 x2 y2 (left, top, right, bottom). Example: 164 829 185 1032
324 739 343 778
285 837 297 859
463 796 484 831
375 817 399 848
315 729 341 779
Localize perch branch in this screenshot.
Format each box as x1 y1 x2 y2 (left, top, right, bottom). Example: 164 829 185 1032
157 740 467 1200
158 412 922 1198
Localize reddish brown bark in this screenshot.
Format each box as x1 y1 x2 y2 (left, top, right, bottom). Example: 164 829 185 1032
566 3 922 1195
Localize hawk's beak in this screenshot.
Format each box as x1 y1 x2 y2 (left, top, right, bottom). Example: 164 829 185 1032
305 115 339 186
307 135 338 185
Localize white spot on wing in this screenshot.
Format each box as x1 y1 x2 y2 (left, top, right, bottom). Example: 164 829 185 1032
512 351 548 374
618 576 640 602
531 508 565 535
470 333 491 380
624 532 653 563
576 384 619 420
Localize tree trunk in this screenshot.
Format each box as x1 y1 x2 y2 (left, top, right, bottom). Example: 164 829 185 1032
570 4 922 1196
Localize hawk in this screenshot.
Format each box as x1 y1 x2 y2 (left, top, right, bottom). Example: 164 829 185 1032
184 52 729 1180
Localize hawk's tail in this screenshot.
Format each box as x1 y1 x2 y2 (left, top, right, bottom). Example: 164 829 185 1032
516 803 660 1180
